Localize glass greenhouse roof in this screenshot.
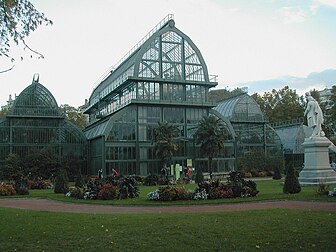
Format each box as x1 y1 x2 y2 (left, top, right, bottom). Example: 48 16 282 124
214 94 265 123
8 80 62 118
86 15 216 113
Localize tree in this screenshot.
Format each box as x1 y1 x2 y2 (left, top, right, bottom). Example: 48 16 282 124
54 169 69 194
252 86 305 123
153 122 179 176
60 104 87 130
321 85 336 138
0 0 53 71
22 148 60 180
283 163 301 194
0 153 24 181
195 115 229 180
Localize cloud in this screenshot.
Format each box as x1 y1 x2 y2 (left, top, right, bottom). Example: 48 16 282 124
315 0 336 9
278 6 311 24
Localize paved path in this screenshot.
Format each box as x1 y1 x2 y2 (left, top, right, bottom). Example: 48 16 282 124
1 198 336 214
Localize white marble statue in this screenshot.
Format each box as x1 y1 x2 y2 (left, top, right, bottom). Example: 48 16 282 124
304 92 325 138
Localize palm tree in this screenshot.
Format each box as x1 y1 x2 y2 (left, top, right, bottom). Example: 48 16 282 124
195 115 228 180
153 122 179 178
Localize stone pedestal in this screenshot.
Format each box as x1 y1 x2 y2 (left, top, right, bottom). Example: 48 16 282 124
299 136 336 186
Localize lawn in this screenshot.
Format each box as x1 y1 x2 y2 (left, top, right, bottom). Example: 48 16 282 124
1 179 336 251
0 207 335 251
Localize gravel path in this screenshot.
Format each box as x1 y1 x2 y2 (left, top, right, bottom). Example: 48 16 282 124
1 198 336 214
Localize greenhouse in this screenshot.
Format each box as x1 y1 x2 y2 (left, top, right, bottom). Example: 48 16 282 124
213 93 283 170
84 15 236 176
0 75 88 176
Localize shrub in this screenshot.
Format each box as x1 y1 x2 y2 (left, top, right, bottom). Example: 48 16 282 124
193 188 207 200
67 186 85 199
208 186 234 199
0 184 16 196
316 182 329 196
147 186 192 201
27 178 51 189
258 171 268 177
54 170 69 194
147 189 160 200
272 166 282 180
143 174 159 186
75 171 85 188
243 172 252 178
328 188 336 197
195 168 204 184
283 164 301 194
118 176 139 199
97 184 117 200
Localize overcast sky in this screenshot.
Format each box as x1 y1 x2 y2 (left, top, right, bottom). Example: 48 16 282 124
1 0 336 108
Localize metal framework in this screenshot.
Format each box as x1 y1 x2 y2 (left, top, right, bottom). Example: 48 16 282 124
84 16 234 176
214 94 283 163
0 78 88 174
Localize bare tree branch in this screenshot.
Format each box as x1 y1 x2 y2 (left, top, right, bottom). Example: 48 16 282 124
0 64 14 74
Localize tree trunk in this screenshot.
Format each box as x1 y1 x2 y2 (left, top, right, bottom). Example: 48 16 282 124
209 157 213 181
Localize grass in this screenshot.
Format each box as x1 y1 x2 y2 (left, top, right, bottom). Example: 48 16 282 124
1 179 336 251
0 207 335 251
14 178 336 205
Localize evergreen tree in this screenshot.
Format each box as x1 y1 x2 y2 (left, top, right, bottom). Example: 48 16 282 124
75 169 85 188
54 169 69 194
283 164 301 194
195 167 204 184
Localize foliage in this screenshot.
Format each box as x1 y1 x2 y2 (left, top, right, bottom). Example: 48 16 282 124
208 87 246 103
283 164 301 194
118 176 139 199
251 86 305 123
153 122 179 172
237 149 284 176
149 185 191 201
27 178 51 189
143 174 159 186
66 186 85 199
54 170 69 194
321 85 336 137
60 104 87 130
148 171 259 201
194 167 204 184
195 115 229 180
97 184 117 200
22 148 61 180
316 182 329 196
67 175 140 200
0 183 16 195
0 0 53 60
272 166 282 180
328 188 336 197
0 153 24 181
74 170 85 188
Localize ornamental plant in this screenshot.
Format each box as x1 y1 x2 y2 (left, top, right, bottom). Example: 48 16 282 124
0 184 16 196
283 164 301 194
97 184 117 200
54 169 69 194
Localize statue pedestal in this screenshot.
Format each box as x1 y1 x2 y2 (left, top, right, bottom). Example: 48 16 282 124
299 136 336 186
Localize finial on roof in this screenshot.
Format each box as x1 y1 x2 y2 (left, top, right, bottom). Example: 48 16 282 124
32 73 39 83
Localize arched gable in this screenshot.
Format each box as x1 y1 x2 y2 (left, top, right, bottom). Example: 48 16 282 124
10 81 61 117
134 20 210 82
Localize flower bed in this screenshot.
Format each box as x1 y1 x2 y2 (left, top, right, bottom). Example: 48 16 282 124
147 171 259 201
